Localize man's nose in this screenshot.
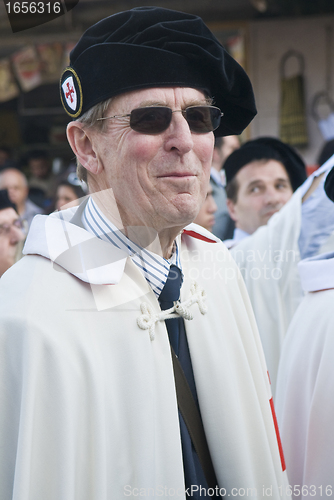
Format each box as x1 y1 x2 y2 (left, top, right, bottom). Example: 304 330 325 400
264 186 283 205
163 112 195 154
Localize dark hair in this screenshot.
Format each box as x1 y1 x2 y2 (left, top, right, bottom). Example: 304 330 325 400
225 177 240 203
57 180 85 200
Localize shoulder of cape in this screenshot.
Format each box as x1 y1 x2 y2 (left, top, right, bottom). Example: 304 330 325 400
182 223 219 243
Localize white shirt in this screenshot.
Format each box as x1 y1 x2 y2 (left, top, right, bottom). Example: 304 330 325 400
82 196 182 298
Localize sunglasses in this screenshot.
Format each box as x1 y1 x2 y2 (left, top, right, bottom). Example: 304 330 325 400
96 105 224 134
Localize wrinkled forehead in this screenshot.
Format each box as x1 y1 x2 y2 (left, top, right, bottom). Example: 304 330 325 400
0 207 18 225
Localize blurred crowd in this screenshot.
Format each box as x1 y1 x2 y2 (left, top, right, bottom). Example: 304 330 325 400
0 146 87 277
0 147 87 217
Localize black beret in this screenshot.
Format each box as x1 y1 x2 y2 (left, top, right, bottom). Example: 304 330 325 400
224 136 307 192
60 6 257 137
325 167 334 202
0 189 17 212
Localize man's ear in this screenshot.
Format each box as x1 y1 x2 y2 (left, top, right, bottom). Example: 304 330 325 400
226 198 238 222
66 121 102 175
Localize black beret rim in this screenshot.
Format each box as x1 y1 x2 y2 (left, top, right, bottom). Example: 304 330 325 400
60 67 83 118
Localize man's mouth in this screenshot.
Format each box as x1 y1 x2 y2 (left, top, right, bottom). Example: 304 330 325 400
158 172 195 178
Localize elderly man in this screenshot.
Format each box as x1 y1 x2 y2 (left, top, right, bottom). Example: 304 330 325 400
0 189 25 276
223 137 307 248
0 7 289 499
0 168 43 227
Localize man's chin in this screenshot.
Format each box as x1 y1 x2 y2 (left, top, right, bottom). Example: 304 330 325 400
181 199 206 223
176 213 201 230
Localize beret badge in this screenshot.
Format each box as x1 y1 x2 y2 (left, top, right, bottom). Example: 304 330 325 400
60 67 83 118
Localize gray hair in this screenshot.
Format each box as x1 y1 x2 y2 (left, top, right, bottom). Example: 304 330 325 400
75 98 113 184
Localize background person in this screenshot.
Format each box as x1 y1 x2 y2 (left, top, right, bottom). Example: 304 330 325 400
0 168 43 227
223 136 307 248
0 189 25 277
26 150 58 210
54 178 86 211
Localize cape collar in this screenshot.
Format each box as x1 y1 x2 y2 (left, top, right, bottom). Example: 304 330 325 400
23 201 218 285
23 203 128 285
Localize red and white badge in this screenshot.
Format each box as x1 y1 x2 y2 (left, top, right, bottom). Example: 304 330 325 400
60 67 82 118
62 76 77 110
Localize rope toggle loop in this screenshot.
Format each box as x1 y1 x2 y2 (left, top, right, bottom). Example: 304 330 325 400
137 281 207 341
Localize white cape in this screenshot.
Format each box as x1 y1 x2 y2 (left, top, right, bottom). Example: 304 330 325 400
0 207 290 499
230 159 334 396
275 251 334 498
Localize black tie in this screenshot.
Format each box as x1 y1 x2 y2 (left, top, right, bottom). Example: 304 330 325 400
158 265 221 499
158 264 183 355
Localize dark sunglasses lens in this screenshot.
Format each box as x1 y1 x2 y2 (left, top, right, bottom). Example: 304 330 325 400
130 107 172 134
186 106 222 133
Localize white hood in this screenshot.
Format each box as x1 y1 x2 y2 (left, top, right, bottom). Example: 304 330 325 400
23 203 219 286
23 206 129 285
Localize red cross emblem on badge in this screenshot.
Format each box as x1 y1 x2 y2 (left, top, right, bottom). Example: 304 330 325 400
65 82 75 103
62 75 77 112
